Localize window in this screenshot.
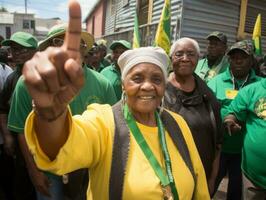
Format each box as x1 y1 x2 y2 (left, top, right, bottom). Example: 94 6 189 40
244 0 266 35
23 20 30 29
30 20 35 29
238 0 266 39
138 0 149 25
5 27 11 38
92 16 95 35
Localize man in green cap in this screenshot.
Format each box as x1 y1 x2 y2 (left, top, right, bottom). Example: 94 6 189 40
0 31 38 200
7 24 116 200
195 31 230 83
101 40 131 100
223 76 266 199
86 43 107 72
208 39 261 199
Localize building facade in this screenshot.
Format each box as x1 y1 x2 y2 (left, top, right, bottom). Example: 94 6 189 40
85 0 107 39
0 12 63 41
85 0 266 55
0 12 35 39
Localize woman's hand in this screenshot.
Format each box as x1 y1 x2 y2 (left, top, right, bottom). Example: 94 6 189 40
22 0 84 120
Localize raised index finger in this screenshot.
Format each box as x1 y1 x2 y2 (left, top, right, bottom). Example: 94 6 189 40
63 0 81 59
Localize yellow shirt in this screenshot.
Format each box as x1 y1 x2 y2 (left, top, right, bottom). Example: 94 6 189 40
25 104 210 200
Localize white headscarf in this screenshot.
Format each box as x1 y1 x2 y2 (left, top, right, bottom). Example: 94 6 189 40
118 47 170 81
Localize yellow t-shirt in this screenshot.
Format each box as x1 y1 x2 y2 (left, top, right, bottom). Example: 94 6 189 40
25 103 210 200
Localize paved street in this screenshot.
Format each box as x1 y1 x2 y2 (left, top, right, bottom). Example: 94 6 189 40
213 177 228 200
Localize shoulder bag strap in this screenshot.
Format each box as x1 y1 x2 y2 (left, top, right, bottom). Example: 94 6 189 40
109 102 130 200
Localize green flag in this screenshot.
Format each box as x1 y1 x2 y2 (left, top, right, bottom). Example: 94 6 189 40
154 0 171 54
132 9 141 48
252 13 262 56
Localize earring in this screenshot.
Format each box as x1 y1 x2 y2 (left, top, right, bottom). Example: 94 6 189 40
158 96 165 115
121 90 127 106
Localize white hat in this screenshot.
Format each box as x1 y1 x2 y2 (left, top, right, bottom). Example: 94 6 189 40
118 47 170 81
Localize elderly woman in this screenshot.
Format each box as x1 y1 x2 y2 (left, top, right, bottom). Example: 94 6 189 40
22 1 210 199
164 37 223 195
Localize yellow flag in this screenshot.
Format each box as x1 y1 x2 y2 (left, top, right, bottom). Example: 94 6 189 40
154 0 171 54
252 14 262 56
132 9 141 48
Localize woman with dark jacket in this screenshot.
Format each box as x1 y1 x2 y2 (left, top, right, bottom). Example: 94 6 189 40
164 37 223 196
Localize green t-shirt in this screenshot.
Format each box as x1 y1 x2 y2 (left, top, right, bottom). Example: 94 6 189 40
8 67 117 133
195 56 230 83
95 62 106 73
100 63 122 100
208 68 261 153
225 78 266 188
101 58 111 68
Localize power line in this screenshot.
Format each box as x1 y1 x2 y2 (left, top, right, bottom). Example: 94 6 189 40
2 1 90 14
1 0 90 9
2 2 67 14
1 0 92 19
25 0 27 13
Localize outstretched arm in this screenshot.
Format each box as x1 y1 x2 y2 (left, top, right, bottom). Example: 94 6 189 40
23 0 84 160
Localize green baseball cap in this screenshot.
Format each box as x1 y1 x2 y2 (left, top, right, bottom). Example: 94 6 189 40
227 40 254 56
1 32 38 49
206 31 227 44
38 23 94 51
110 40 131 50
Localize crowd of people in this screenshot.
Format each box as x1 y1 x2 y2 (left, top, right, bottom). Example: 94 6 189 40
0 0 266 200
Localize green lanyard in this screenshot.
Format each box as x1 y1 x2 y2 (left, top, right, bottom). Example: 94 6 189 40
123 104 179 200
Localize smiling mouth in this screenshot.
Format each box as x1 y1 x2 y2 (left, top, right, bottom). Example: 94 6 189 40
139 96 155 100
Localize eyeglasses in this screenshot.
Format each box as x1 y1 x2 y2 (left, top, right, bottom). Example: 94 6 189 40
51 38 87 50
174 51 197 59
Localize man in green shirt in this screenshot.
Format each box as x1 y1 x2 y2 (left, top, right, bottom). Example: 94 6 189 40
8 24 117 200
208 40 261 200
101 40 131 100
224 77 266 199
195 31 230 83
87 43 106 72
0 32 38 200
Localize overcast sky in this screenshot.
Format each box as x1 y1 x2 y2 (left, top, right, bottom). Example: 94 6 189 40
1 0 98 21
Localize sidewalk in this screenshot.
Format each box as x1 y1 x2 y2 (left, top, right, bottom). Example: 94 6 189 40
213 177 228 200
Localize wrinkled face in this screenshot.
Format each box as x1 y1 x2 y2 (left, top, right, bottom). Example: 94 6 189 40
207 37 226 60
112 45 128 63
229 50 252 78
9 43 36 65
171 40 199 77
123 63 165 115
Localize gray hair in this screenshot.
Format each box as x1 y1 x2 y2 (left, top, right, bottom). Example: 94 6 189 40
169 37 200 57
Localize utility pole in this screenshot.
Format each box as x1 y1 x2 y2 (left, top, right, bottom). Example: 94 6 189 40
25 0 27 13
